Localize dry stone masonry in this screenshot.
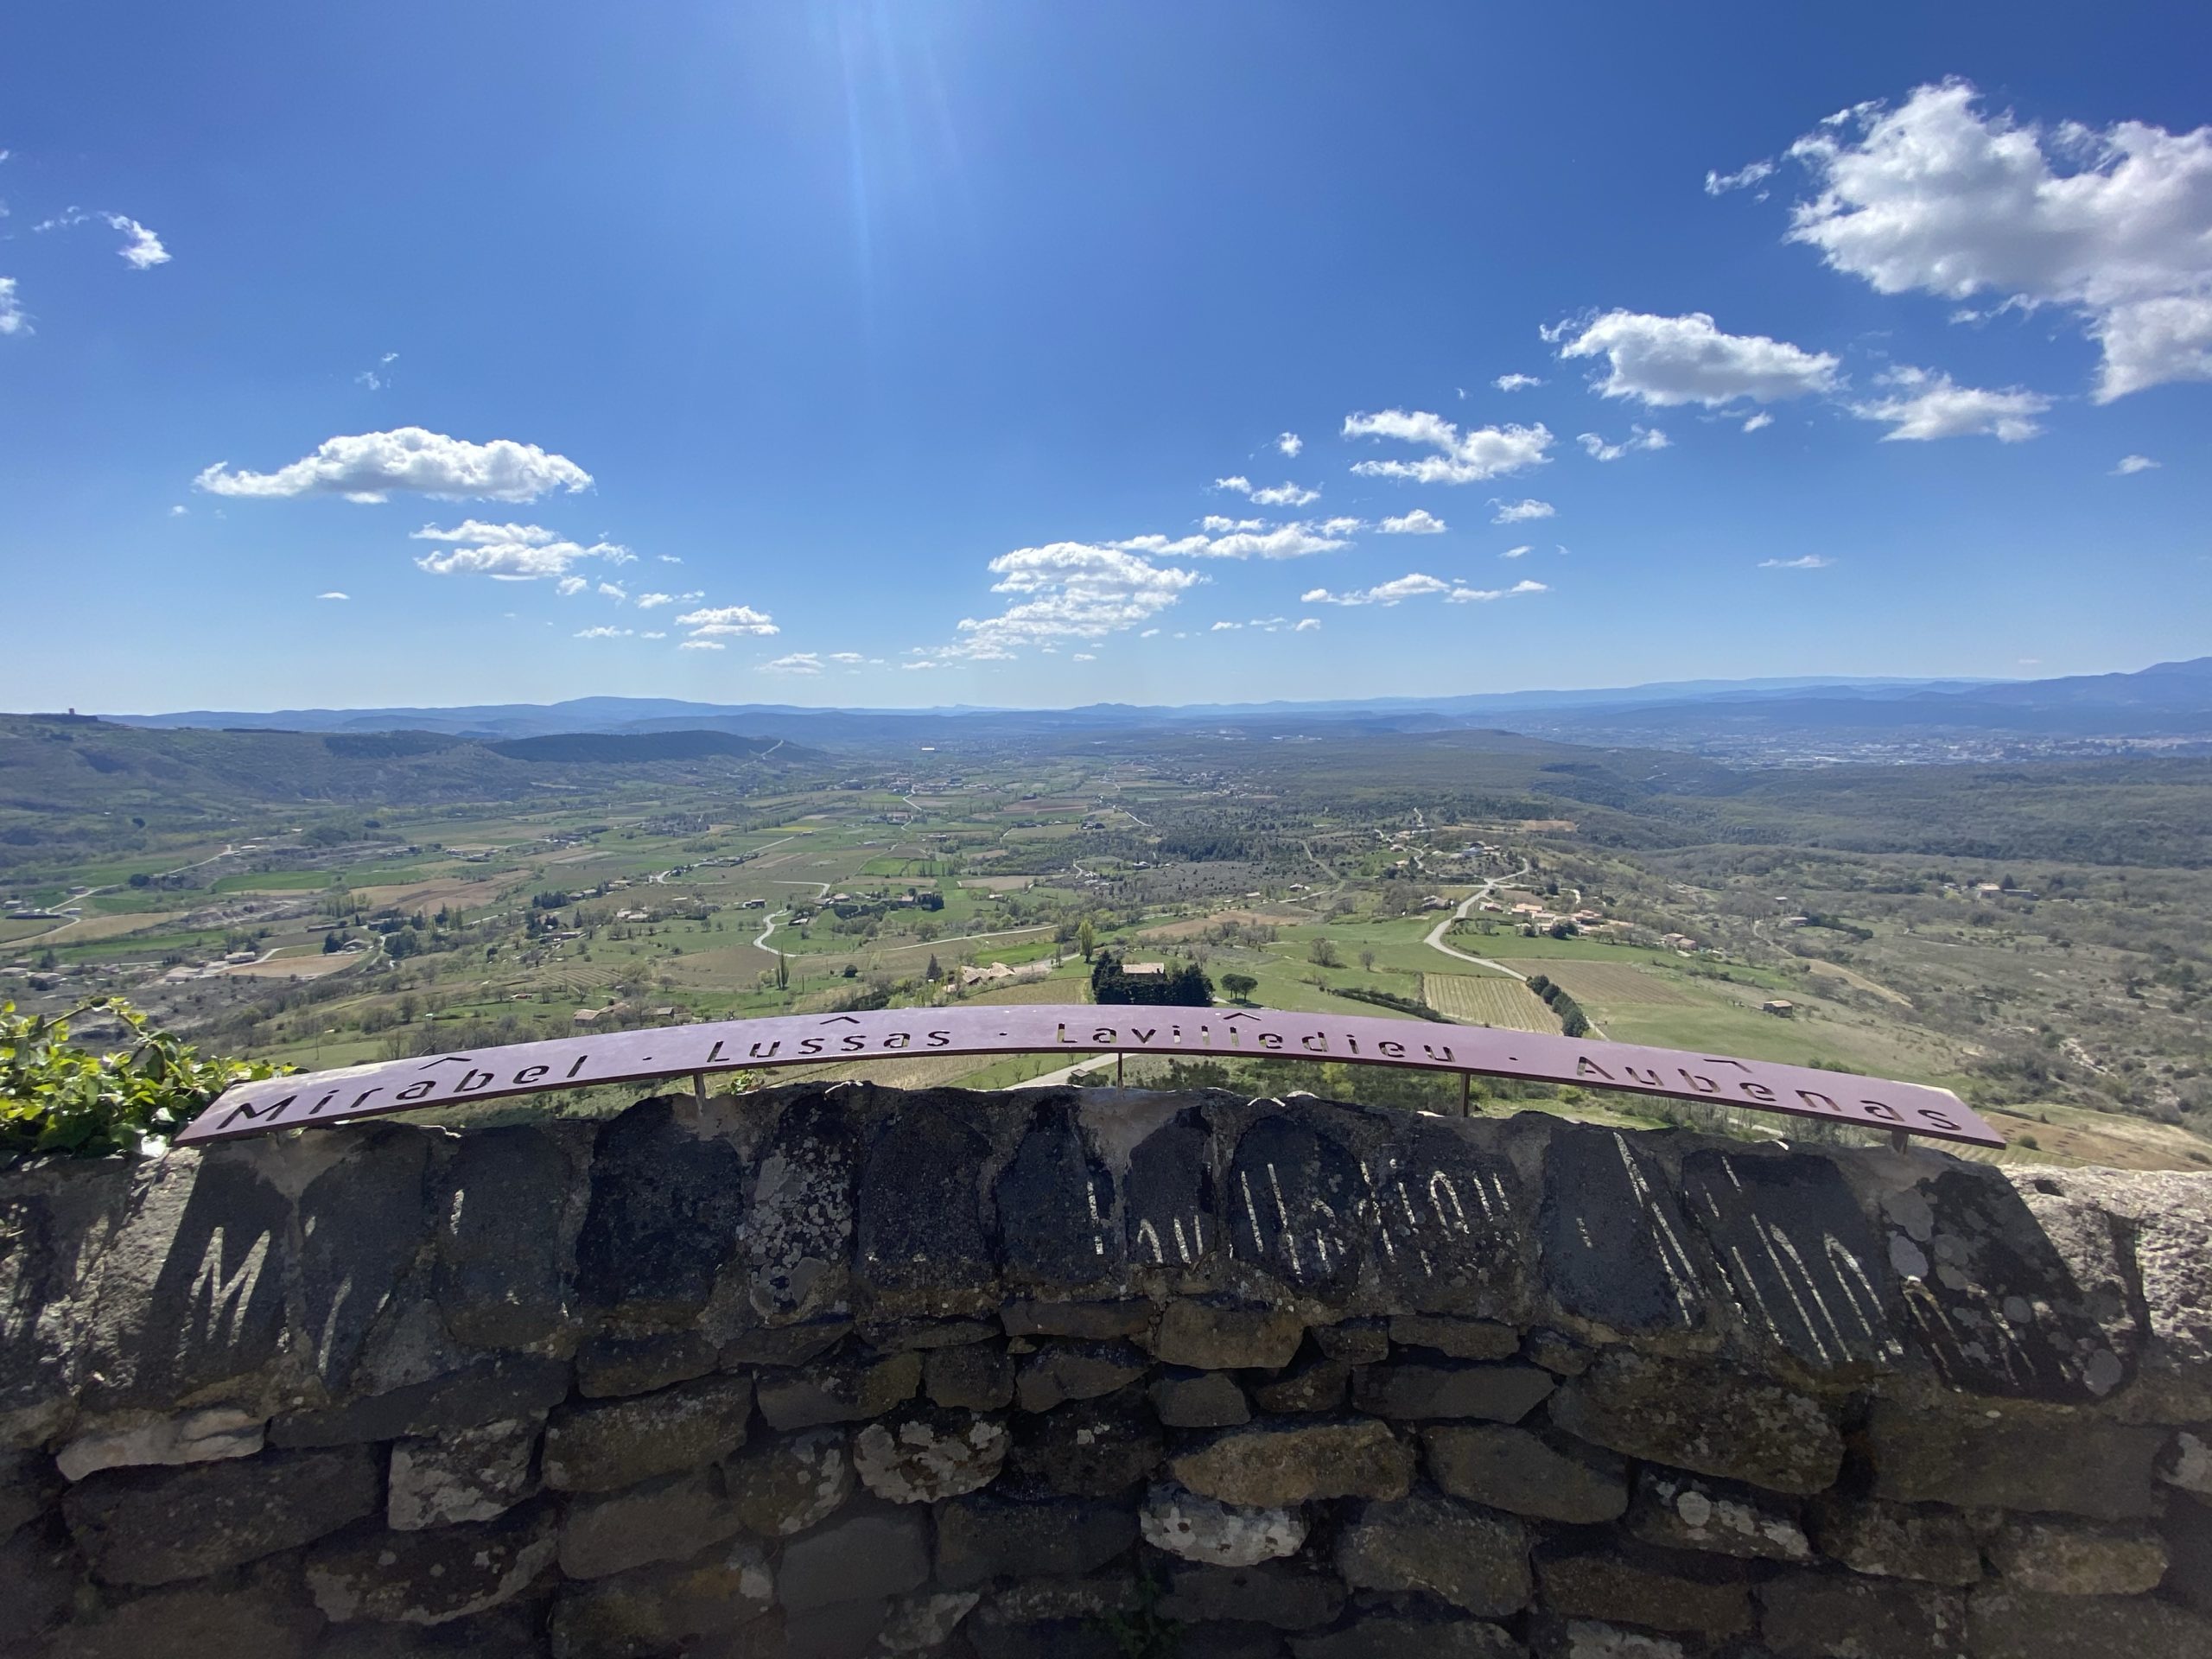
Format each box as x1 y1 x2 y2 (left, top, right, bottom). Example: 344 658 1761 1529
1 1081 2208 1658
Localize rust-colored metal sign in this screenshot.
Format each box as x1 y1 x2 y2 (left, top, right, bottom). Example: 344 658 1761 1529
176 1004 2001 1148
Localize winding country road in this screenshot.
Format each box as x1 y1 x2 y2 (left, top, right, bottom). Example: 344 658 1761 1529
1421 864 1533 981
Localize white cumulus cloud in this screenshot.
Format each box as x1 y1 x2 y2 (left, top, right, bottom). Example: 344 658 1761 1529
2113 454 2159 474
678 639 726 651
196 428 593 504
1743 411 1775 433
634 590 704 609
676 604 779 639
1344 410 1554 485
1217 475 1321 507
1276 432 1303 457
1578 426 1671 461
763 653 823 674
575 626 633 639
1490 498 1555 524
1850 366 2050 442
1377 509 1447 535
1117 522 1352 560
1784 79 2212 400
1493 372 1543 391
1295 617 1320 632
410 520 633 581
0 277 29 337
1553 310 1840 406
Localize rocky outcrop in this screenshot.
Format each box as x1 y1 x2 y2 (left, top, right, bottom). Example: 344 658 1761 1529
0 1081 2206 1656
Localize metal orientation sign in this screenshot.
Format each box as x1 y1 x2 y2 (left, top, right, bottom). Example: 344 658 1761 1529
177 1004 2002 1148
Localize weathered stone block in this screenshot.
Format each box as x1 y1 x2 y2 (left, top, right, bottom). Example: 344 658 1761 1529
1014 1342 1149 1413
1805 1493 1982 1586
720 1316 853 1370
1540 1126 1707 1338
558 1467 743 1580
62 1445 378 1586
268 1353 570 1448
861 1316 998 1351
389 1414 541 1529
779 1511 930 1612
0 1447 58 1535
1889 1167 2136 1404
0 1517 78 1648
549 1538 775 1659
2161 1429 2212 1497
1535 1544 1750 1639
855 1407 1012 1503
41 1583 323 1659
935 1492 1139 1588
1002 1301 1152 1340
1866 1396 2163 1518
1537 1622 1683 1659
308 1498 557 1625
855 1100 995 1313
1224 1113 1366 1294
575 1331 716 1398
300 1131 435 1392
1292 1615 1522 1658
54 1405 264 1481
1549 1352 1842 1495
1680 1147 1897 1371
1967 1588 2212 1659
1252 1353 1350 1414
757 1350 922 1430
1123 1108 1218 1274
1366 1116 1532 1319
432 1124 575 1353
0 1160 130 1446
725 1427 854 1536
1627 1468 1810 1562
542 1375 753 1492
1423 1424 1628 1524
1148 1370 1250 1428
1527 1329 1593 1376
997 1100 1122 1293
1353 1360 1554 1423
745 1089 861 1324
965 1615 1123 1659
1146 1300 1303 1370
1389 1315 1520 1360
1140 1480 1306 1567
1312 1319 1389 1364
79 1148 293 1413
784 1598 892 1658
574 1100 747 1321
1986 1516 2168 1595
1336 1491 1530 1617
1157 1560 1346 1629
1170 1419 1414 1507
1758 1573 1965 1659
877 1591 982 1654
1007 1389 1160 1497
927 1342 1016 1411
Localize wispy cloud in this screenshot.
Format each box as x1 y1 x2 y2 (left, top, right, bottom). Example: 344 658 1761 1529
762 652 823 674
411 520 632 581
1500 544 1530 559
1490 498 1555 524
1493 372 1543 392
1302 573 1452 607
1578 425 1670 461
1742 411 1775 433
678 639 726 651
1446 578 1548 603
576 626 633 639
0 277 29 337
1704 158 1776 195
315 591 349 601
1295 617 1320 632
356 352 398 391
36 207 170 268
675 603 779 639
1759 555 1833 569
2113 454 2160 474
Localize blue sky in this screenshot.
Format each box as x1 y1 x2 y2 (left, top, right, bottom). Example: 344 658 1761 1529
3 2 2208 713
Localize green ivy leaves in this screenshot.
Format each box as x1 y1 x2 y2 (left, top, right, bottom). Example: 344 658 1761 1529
0 997 289 1159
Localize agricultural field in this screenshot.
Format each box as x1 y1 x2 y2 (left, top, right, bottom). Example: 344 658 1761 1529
2 714 2207 1173
1421 973 1557 1032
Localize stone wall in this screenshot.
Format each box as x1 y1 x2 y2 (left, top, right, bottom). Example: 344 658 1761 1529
2 1082 2208 1659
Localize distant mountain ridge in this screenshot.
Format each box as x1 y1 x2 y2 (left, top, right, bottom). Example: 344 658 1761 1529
83 658 2211 749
